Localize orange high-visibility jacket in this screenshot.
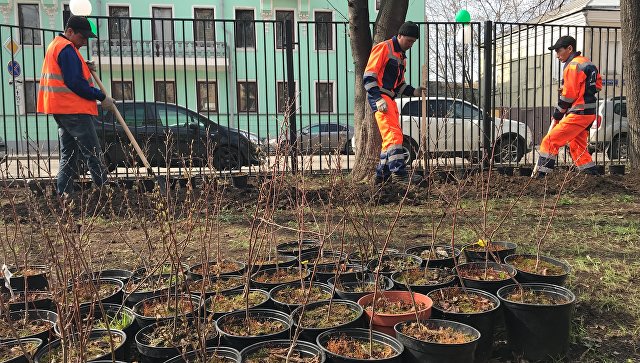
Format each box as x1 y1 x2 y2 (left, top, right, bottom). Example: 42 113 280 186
363 36 415 112
553 52 602 121
37 36 98 115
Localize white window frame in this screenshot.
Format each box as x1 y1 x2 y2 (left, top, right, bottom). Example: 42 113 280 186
150 5 174 42
110 79 134 101
196 80 219 113
274 8 296 51
237 79 258 113
233 7 256 50
15 2 42 46
154 80 177 104
276 80 299 114
314 80 336 114
313 10 334 52
107 4 133 41
192 6 216 43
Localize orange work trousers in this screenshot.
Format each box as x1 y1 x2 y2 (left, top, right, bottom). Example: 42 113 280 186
539 113 595 170
374 95 403 151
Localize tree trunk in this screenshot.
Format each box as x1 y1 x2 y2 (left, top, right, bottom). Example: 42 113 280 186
349 0 409 182
621 0 640 168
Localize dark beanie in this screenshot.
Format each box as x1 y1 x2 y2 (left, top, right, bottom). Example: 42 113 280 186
398 21 420 39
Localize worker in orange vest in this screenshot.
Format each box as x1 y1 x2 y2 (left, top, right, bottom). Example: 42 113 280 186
536 35 602 177
363 21 425 185
37 16 115 196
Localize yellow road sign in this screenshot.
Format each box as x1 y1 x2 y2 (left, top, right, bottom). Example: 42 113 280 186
3 38 21 56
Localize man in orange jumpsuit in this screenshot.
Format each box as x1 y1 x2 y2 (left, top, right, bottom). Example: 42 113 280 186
536 35 602 177
363 21 424 185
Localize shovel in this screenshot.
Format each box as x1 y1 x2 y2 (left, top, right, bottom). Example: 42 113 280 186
531 118 557 178
89 67 166 192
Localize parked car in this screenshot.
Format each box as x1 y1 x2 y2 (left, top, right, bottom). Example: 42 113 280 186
589 96 628 160
0 136 6 161
265 123 354 155
352 97 534 163
95 101 262 171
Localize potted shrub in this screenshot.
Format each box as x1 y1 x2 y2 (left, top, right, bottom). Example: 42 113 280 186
497 283 576 361
313 264 366 284
276 240 321 257
504 254 570 285
251 254 297 273
80 269 134 283
427 287 500 363
457 262 516 295
463 241 517 263
357 291 432 336
327 273 394 303
250 267 310 291
240 339 326 362
187 259 245 280
215 308 292 350
67 304 136 343
299 250 347 266
347 248 400 267
269 281 333 313
63 278 124 306
183 275 245 298
316 328 404 363
204 289 270 319
5 265 49 291
136 317 217 361
0 338 42 363
291 299 364 342
123 274 178 307
0 310 57 343
394 319 480 363
405 245 461 268
163 346 240 362
367 254 422 278
132 294 201 328
391 268 457 295
34 329 127 362
0 291 52 312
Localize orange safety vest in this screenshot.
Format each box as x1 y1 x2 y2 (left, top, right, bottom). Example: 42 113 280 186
37 36 98 115
554 52 602 121
363 37 412 111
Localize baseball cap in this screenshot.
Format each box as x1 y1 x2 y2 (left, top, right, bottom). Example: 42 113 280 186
66 16 97 39
398 21 420 39
548 35 576 51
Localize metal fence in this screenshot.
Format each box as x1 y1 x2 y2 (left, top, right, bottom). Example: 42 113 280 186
0 18 627 180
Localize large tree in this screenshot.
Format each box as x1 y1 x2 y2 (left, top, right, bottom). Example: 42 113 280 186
621 0 640 167
348 0 409 182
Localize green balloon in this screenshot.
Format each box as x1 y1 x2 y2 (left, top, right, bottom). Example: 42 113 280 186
455 9 471 23
88 19 97 35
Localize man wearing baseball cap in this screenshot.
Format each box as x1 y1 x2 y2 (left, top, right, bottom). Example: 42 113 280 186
37 16 115 196
363 21 425 186
535 35 602 177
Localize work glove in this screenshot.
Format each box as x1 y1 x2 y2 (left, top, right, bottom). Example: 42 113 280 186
86 60 96 72
413 87 426 97
375 98 387 112
101 96 115 110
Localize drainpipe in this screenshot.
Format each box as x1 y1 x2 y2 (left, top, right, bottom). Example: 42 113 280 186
220 0 236 128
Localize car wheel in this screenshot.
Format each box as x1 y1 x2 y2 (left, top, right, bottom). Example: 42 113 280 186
213 146 243 170
402 137 419 165
493 136 524 163
607 134 628 160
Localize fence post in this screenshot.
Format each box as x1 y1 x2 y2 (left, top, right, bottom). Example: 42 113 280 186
482 20 494 169
285 18 298 173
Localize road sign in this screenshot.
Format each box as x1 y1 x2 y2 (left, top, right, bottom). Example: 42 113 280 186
3 38 21 56
7 60 21 77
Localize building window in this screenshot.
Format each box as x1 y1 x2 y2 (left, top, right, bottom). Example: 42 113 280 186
237 81 258 112
316 82 334 113
235 9 255 48
111 81 133 100
109 6 131 40
154 81 176 103
194 8 215 42
197 81 218 113
152 7 173 41
277 81 296 113
24 81 39 114
315 12 333 51
275 10 294 49
18 4 41 45
63 5 71 29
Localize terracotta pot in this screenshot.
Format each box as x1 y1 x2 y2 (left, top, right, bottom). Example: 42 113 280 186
357 290 432 336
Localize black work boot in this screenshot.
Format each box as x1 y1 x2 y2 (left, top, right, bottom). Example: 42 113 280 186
391 173 423 186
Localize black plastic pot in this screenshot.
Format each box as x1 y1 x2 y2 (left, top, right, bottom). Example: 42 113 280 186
394 319 481 363
391 268 457 295
122 273 179 307
463 241 517 263
367 254 423 277
504 254 570 286
457 262 517 295
163 346 240 362
497 166 515 176
0 338 43 363
0 290 53 312
428 287 501 363
187 259 246 280
6 265 49 291
327 273 394 303
346 248 400 266
81 269 134 283
66 278 124 306
405 245 461 268
316 328 404 363
312 263 366 283
216 308 292 351
1 309 57 343
204 288 270 319
183 275 245 299
231 174 249 188
269 281 333 313
70 304 137 343
497 283 576 361
291 299 364 342
276 239 321 257
610 164 625 175
251 254 298 273
241 339 326 362
518 167 533 177
250 267 310 291
33 329 127 363
299 250 348 266
132 294 201 328
169 176 196 190
135 318 217 362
